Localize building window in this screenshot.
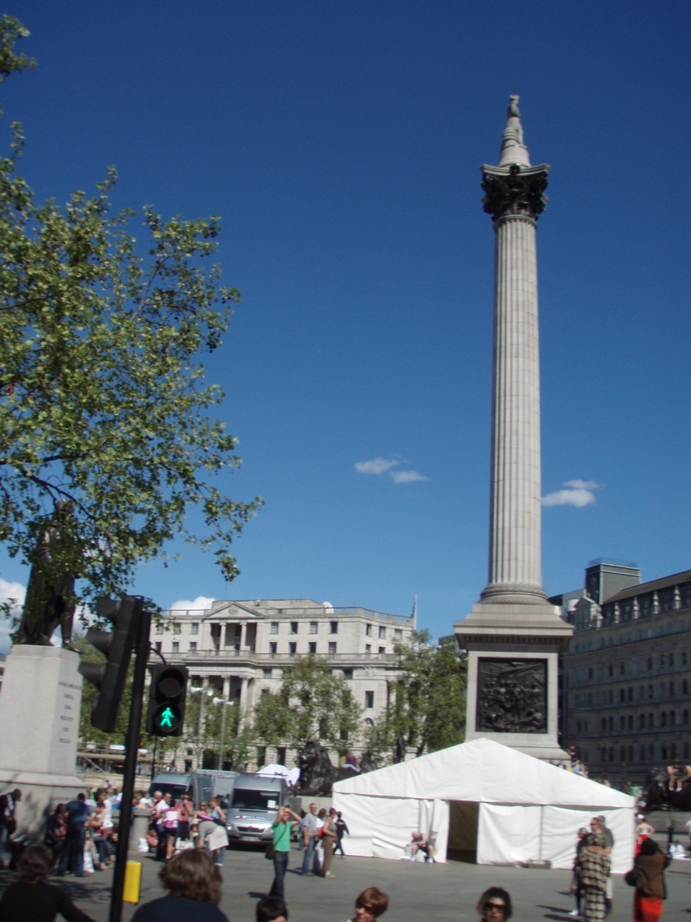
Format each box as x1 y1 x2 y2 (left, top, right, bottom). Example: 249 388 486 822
669 652 675 665
394 629 402 641
670 711 676 726
601 718 607 732
328 642 337 655
684 680 689 695
647 657 653 671
379 646 385 654
270 622 279 635
365 624 372 636
683 652 688 665
365 691 374 708
155 623 164 634
309 622 318 634
189 642 197 652
330 621 338 634
619 688 625 703
684 709 689 725
342 669 353 679
628 714 633 729
365 644 371 654
173 623 182 635
256 746 266 766
379 626 386 639
289 642 297 655
640 744 646 761
660 654 665 666
648 685 654 699
661 745 668 760
269 642 277 655
309 642 317 654
619 715 625 730
628 687 633 702
669 681 675 695
648 713 655 728
639 714 645 729
290 622 298 634
154 641 162 653
172 641 179 653
263 669 272 678
661 712 667 727
190 623 199 635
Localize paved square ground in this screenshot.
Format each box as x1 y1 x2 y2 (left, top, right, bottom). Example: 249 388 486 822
2 845 690 922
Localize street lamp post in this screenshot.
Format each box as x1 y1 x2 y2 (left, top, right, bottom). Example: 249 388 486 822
213 697 235 770
190 685 214 770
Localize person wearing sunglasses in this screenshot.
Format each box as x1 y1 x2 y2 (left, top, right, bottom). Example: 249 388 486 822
477 888 512 922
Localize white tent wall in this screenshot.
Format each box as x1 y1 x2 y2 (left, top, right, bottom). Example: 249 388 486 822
332 793 450 862
477 804 633 871
332 739 636 871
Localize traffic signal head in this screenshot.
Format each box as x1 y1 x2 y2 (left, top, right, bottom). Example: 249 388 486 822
146 664 188 736
78 596 142 733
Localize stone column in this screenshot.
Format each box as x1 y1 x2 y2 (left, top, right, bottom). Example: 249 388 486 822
454 97 572 762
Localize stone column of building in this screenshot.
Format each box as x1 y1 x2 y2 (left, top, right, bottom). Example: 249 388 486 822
454 97 573 761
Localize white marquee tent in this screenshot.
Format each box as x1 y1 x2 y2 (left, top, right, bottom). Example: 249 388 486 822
332 738 635 871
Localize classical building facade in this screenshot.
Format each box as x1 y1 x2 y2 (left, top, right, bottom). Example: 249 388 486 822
154 598 415 770
558 562 691 786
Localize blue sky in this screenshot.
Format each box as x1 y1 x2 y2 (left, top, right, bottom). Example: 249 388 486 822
1 0 689 650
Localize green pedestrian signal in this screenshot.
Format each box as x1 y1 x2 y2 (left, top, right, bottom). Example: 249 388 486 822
146 664 188 737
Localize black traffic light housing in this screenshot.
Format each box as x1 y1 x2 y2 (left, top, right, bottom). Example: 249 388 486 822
79 596 142 732
146 664 188 736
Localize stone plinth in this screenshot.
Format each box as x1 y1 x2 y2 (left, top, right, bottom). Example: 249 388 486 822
0 646 84 834
456 600 572 761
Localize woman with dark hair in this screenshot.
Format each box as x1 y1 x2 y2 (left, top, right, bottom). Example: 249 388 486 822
131 849 229 922
44 804 68 867
344 886 389 922
632 837 670 922
476 888 512 922
0 845 96 922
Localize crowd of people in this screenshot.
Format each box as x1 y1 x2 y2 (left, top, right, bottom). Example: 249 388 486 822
567 813 671 922
0 785 679 922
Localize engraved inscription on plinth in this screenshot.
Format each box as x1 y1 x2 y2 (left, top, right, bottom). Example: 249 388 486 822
476 657 547 733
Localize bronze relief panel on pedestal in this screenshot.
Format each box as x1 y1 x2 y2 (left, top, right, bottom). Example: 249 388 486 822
476 658 547 733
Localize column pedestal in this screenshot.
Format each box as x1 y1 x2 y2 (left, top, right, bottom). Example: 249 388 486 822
456 600 572 761
0 646 84 833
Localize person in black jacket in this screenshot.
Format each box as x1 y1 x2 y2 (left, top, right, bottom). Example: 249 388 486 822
0 845 96 922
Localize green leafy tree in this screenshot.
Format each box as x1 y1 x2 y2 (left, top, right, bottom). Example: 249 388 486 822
364 630 467 763
253 654 362 757
0 17 261 625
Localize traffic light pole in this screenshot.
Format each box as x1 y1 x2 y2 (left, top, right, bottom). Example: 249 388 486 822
109 604 152 922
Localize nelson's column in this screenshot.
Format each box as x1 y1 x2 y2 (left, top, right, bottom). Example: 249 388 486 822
454 97 573 761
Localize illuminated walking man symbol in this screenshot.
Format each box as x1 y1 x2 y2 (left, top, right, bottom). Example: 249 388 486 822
159 706 175 729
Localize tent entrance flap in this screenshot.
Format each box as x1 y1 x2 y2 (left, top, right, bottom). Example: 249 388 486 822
447 801 478 863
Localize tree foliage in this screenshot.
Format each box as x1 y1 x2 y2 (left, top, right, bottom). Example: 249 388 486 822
364 630 467 762
0 16 261 618
252 654 362 755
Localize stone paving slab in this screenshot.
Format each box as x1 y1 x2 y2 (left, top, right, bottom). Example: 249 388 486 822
2 846 690 922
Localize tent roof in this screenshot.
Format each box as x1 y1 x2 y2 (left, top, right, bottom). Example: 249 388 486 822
334 738 634 808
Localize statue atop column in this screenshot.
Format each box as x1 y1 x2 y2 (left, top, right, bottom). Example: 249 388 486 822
15 501 79 651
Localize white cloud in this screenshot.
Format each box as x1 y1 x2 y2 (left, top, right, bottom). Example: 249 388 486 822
391 470 428 484
542 480 601 507
564 479 599 490
0 578 26 654
354 458 399 475
169 596 215 613
355 457 428 485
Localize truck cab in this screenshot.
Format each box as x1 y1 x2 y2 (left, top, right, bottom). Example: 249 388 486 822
226 774 288 845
